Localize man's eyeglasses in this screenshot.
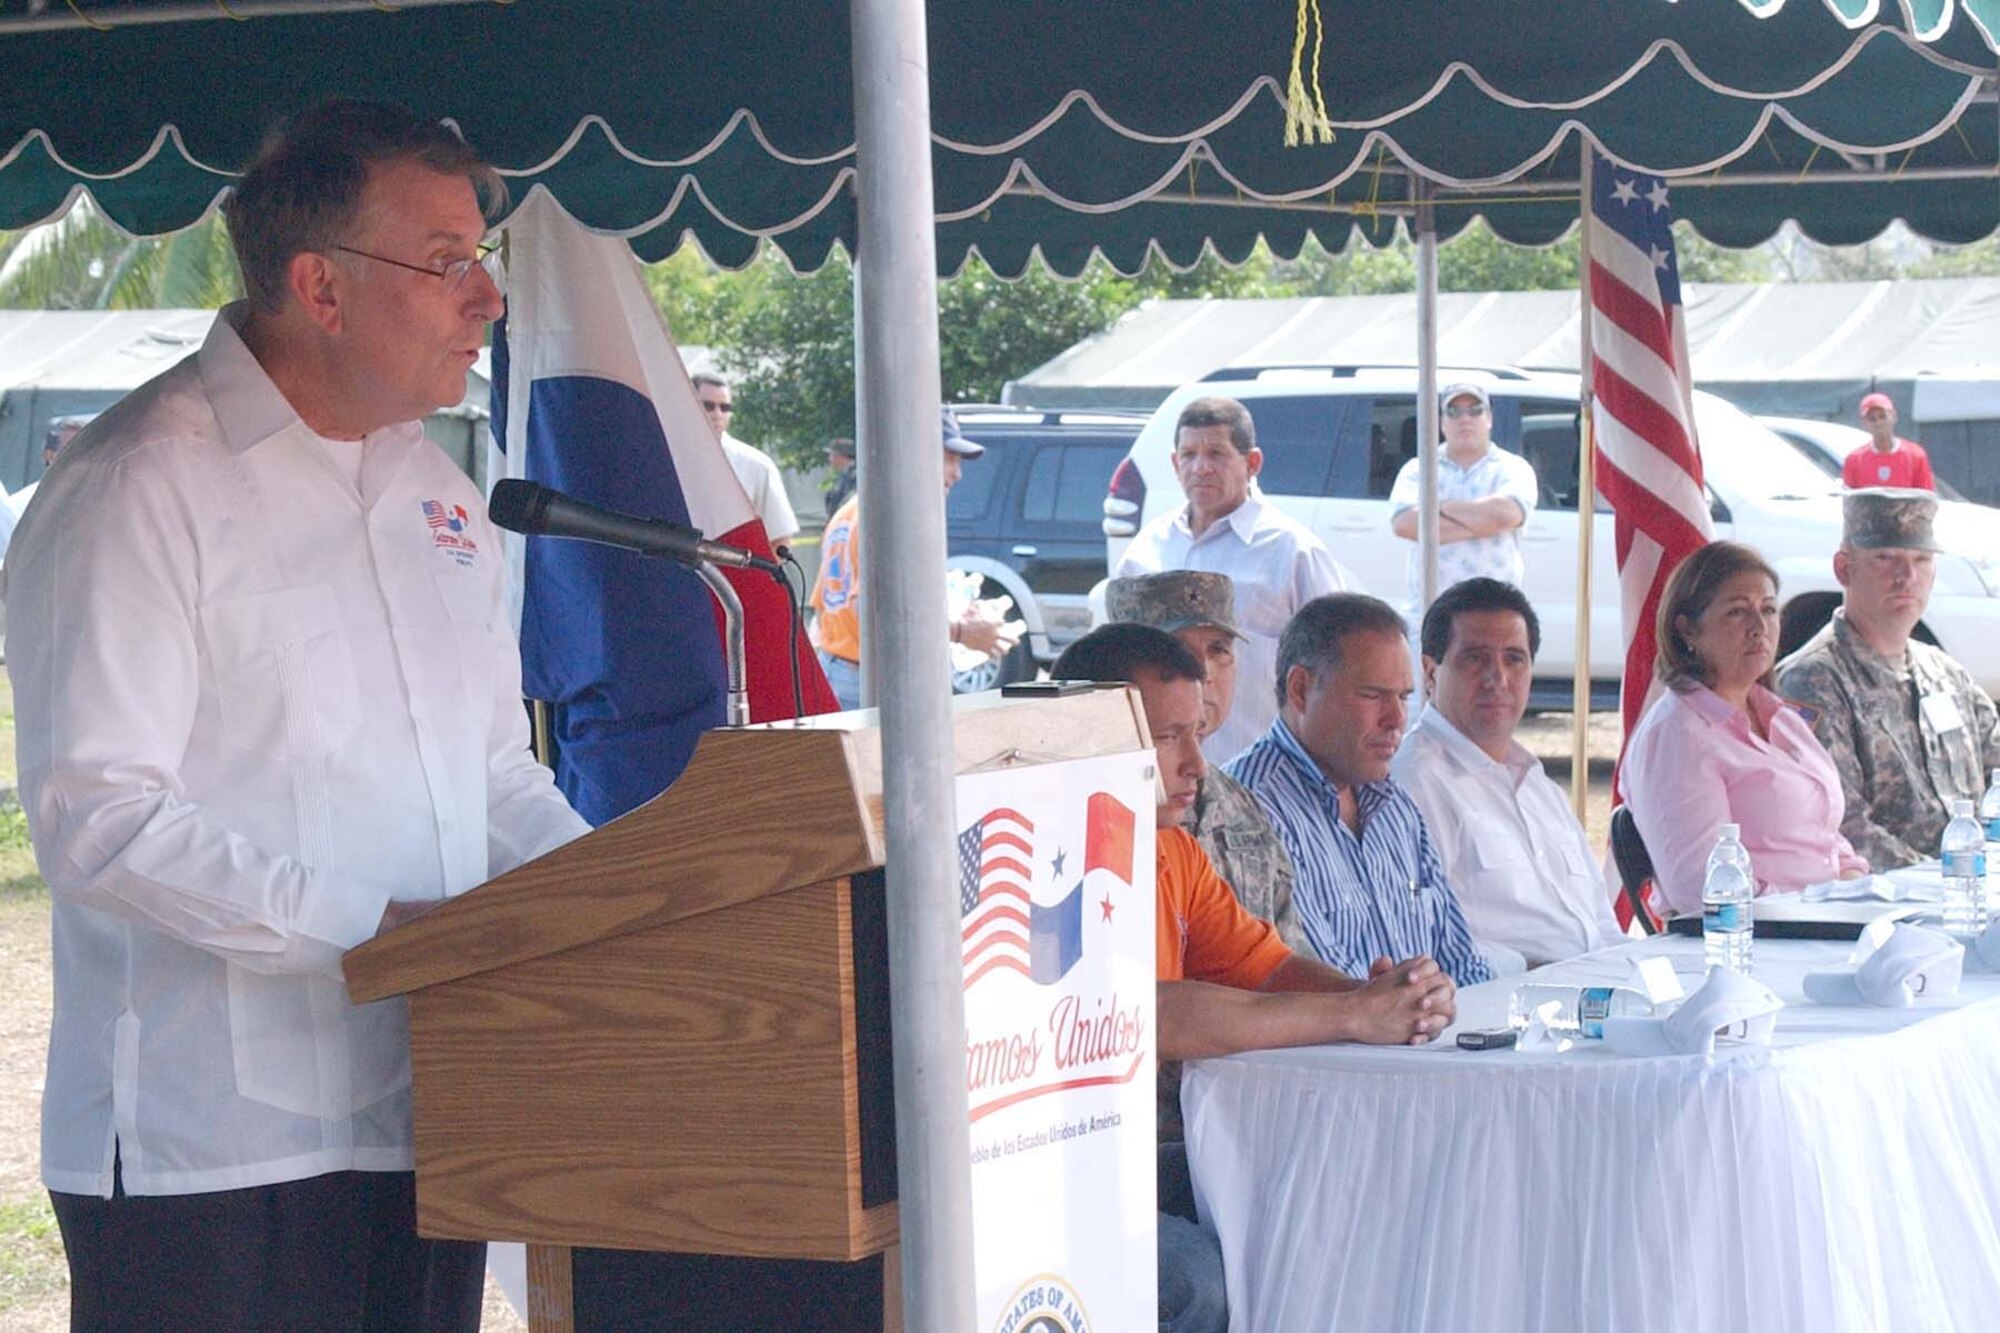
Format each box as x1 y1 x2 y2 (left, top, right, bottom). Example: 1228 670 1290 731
1443 403 1488 419
333 244 502 294
700 399 734 414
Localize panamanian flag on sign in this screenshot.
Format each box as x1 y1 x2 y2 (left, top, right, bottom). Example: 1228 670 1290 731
490 191 836 826
958 792 1135 988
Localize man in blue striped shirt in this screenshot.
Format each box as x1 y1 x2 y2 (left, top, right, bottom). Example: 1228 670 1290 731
1229 593 1494 986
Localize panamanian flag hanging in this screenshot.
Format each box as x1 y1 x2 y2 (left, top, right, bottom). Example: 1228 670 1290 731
490 191 835 826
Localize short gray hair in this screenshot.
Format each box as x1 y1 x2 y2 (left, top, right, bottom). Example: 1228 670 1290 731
1276 593 1407 700
1175 396 1256 455
225 98 504 314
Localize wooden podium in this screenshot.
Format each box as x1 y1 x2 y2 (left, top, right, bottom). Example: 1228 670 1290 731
343 689 1149 1332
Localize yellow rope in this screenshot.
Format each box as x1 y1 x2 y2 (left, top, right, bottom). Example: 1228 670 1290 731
63 0 112 32
1284 0 1335 147
1794 142 1822 183
1352 143 1386 220
212 0 249 20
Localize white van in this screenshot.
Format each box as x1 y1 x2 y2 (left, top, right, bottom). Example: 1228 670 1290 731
1103 367 2000 697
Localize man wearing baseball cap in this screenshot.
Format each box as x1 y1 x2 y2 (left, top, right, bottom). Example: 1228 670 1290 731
1387 380 1539 617
1104 570 1307 953
1843 392 1936 491
810 408 1017 708
1779 488 2000 868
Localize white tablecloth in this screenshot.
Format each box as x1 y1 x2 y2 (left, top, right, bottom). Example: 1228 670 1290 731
1182 936 2000 1333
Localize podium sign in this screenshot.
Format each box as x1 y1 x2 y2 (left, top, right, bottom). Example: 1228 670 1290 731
957 752 1158 1333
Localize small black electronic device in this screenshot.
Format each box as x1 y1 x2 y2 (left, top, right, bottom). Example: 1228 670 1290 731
1000 679 1106 698
1456 1027 1518 1051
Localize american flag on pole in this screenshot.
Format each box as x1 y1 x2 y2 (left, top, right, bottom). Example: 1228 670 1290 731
1587 152 1714 746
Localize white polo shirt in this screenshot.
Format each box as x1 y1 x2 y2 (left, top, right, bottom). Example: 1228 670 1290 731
720 432 799 544
8 307 589 1198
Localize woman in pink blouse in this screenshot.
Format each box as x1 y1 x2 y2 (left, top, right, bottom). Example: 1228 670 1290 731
1624 541 1868 915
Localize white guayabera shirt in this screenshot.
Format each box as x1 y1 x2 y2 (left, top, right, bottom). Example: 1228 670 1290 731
1115 490 1351 766
1391 705 1623 966
7 307 588 1198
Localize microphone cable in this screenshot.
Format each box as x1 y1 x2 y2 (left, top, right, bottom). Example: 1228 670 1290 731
775 545 808 720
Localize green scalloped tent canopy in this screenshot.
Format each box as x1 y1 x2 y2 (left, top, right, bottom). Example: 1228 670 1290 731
4 0 1996 273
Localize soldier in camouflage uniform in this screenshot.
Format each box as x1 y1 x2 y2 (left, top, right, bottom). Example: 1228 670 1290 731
1105 570 1308 954
1103 571 1311 1150
1778 488 2000 868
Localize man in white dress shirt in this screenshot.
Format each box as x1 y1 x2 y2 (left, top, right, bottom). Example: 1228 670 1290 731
6 100 590 1331
1114 395 1349 765
1388 381 1538 616
694 371 800 546
1391 578 1622 967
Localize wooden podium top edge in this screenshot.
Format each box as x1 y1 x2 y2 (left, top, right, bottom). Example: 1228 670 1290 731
343 689 1151 1002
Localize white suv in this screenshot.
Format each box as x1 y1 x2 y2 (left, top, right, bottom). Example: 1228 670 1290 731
1102 367 2000 697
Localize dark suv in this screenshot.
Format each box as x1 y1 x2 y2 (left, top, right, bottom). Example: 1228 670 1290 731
948 405 1147 691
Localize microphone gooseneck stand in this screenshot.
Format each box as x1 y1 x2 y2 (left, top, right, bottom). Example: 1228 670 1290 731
692 560 750 727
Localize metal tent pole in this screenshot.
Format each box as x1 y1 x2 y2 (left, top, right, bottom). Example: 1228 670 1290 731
1572 150 1598 818
849 3 978 1329
1415 183 1441 643
853 253 876 709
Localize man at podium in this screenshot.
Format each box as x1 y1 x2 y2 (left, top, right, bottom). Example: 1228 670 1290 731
7 100 590 1332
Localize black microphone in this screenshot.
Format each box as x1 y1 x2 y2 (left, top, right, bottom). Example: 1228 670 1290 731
488 479 781 575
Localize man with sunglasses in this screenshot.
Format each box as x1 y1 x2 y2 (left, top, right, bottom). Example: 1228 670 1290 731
7 99 589 1331
693 371 799 547
1387 380 1539 617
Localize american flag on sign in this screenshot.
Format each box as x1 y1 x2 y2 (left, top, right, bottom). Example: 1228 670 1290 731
1587 152 1713 926
1587 152 1714 747
959 796 1133 988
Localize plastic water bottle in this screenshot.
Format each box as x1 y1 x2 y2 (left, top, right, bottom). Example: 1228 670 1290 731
1702 823 1755 973
1942 798 1988 936
1979 769 2000 911
1506 985 1655 1038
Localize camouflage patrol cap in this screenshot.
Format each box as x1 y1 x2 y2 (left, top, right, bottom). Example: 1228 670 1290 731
1104 571 1246 639
1843 487 1942 552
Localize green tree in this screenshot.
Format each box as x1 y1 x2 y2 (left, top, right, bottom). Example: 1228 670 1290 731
689 246 1147 470
707 250 855 471
938 256 1144 405
1905 235 2000 279
1131 243 1286 300
641 246 736 345
1438 222 1577 291
1673 223 1772 284
1274 232 1416 295
0 201 240 310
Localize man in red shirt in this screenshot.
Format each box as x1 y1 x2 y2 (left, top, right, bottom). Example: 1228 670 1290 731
1843 392 1936 491
1051 622 1455 1333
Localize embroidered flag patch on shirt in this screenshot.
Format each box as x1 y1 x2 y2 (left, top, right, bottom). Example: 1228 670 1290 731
421 499 480 567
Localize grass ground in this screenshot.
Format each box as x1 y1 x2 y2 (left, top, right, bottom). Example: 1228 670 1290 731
0 673 1617 1333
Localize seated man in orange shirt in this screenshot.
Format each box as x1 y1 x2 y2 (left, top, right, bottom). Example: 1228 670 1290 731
1051 623 1456 1333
